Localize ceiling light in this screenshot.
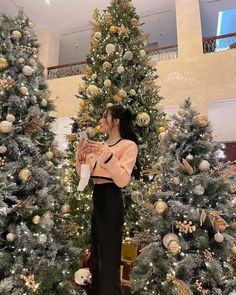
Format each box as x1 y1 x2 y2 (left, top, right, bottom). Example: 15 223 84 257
44 0 51 5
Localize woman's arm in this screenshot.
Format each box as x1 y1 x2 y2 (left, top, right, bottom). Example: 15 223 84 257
99 142 138 188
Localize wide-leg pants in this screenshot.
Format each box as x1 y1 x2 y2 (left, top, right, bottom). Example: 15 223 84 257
91 183 124 295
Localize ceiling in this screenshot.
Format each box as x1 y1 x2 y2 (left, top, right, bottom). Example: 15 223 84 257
1 0 236 65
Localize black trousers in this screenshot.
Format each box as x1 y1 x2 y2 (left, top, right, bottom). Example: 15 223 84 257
91 183 124 295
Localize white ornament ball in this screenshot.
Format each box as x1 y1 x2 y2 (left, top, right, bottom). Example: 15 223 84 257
199 160 210 172
123 51 133 61
186 154 193 161
229 290 236 295
0 145 7 153
31 95 37 103
22 65 33 76
178 108 186 116
91 73 97 80
94 31 102 40
104 79 111 88
41 99 48 107
6 114 16 122
6 233 15 242
87 127 96 138
139 49 146 57
135 112 150 127
86 85 99 98
154 199 168 215
61 203 70 214
18 168 32 182
194 185 205 196
117 65 125 74
37 234 47 245
106 103 113 109
32 215 41 224
46 151 54 160
11 30 22 40
19 86 29 95
18 58 25 64
0 121 12 133
214 232 224 243
105 43 116 54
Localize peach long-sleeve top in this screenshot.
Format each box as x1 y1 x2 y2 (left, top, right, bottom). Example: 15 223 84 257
76 139 138 188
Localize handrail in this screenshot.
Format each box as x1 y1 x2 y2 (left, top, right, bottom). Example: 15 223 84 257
203 32 236 41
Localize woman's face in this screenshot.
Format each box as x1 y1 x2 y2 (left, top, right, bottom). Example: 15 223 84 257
99 111 113 133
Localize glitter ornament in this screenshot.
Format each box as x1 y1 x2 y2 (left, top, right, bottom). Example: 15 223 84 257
0 57 8 70
18 168 32 182
214 232 224 243
32 215 41 224
199 160 210 172
41 99 47 107
194 185 205 196
104 79 111 88
6 114 16 122
22 65 33 76
6 233 15 242
11 30 22 40
135 112 150 127
0 145 7 153
37 234 47 245
123 51 133 61
86 85 99 98
0 121 12 133
154 200 168 215
105 44 116 54
117 65 125 74
61 203 70 214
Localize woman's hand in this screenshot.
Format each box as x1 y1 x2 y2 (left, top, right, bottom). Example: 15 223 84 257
76 138 88 163
86 140 102 154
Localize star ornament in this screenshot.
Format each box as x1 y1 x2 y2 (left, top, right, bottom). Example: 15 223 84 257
117 24 130 37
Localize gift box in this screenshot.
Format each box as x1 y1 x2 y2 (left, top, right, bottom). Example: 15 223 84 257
121 239 138 263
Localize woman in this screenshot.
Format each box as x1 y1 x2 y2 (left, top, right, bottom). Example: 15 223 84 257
76 105 138 295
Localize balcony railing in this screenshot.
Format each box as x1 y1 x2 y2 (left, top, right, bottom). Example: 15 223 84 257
47 44 178 79
203 32 236 54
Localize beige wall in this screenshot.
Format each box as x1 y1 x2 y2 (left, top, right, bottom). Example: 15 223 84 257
45 0 236 117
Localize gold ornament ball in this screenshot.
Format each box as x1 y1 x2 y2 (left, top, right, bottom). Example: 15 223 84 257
18 168 32 182
46 151 54 160
61 203 70 214
79 99 86 109
214 232 224 243
109 26 117 33
0 121 13 133
231 221 236 231
163 233 180 248
195 114 208 127
139 50 146 58
131 18 138 26
136 112 150 127
86 85 99 98
129 89 136 96
154 199 168 215
94 31 102 39
91 73 97 80
6 233 15 242
168 240 181 255
102 61 112 70
0 57 8 70
11 30 22 40
6 114 16 123
104 79 111 88
95 125 101 133
158 126 166 133
105 43 116 54
32 215 41 224
186 154 193 161
0 145 7 153
231 246 236 256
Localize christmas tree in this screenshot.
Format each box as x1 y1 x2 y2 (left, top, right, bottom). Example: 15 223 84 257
0 12 79 294
132 99 236 294
64 0 163 250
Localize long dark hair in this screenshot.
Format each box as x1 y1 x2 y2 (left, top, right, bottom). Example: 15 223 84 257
106 105 138 144
106 105 141 178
